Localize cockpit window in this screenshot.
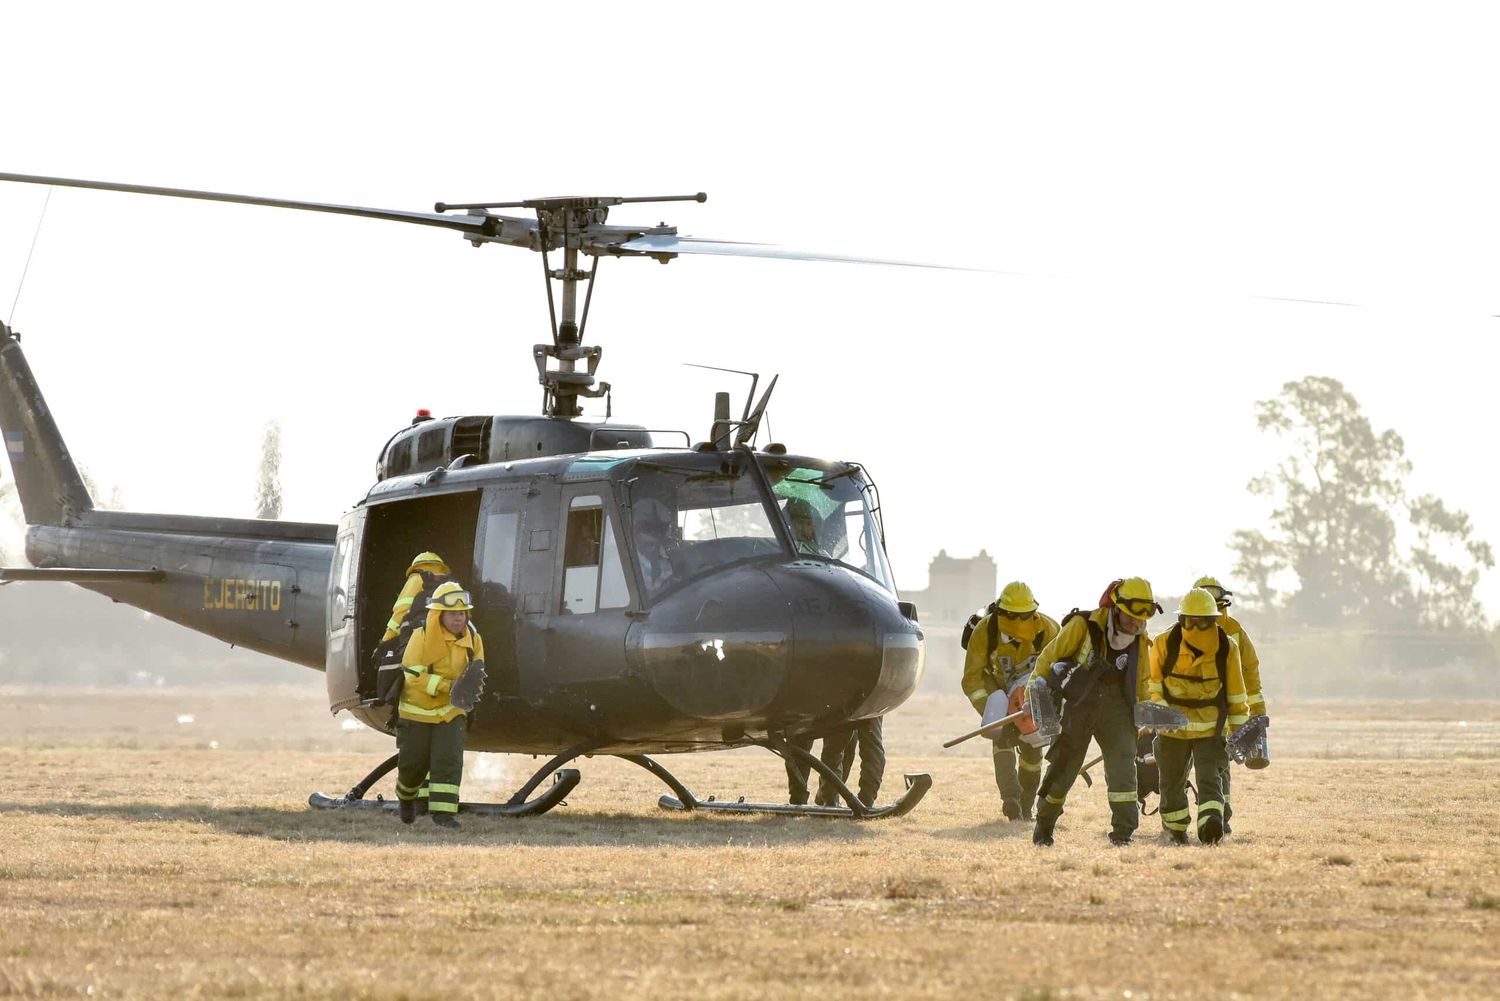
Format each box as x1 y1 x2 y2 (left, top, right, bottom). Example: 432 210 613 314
628 459 788 600
764 460 896 592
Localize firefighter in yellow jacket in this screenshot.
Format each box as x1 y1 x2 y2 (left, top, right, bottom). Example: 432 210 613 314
1029 577 1160 846
382 551 450 643
396 581 484 829
1194 574 1266 835
1145 587 1250 845
961 581 1060 821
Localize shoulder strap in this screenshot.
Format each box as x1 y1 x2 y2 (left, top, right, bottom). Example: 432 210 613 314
987 602 1000 653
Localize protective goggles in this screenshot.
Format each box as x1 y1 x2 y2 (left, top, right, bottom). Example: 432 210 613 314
431 590 474 610
1180 615 1219 630
997 608 1035 620
1116 598 1163 620
1203 586 1234 608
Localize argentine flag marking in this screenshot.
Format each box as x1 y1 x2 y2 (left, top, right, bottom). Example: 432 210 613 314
5 432 23 458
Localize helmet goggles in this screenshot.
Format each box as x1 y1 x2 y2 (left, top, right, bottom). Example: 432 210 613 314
1115 597 1162 620
431 589 474 611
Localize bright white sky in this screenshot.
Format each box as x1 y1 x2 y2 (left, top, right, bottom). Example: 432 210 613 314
2 3 1497 617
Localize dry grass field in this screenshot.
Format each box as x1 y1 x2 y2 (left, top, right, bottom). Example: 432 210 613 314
1 685 1497 1000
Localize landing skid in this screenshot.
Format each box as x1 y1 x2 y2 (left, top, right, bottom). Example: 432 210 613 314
654 736 933 820
307 751 581 817
307 737 934 821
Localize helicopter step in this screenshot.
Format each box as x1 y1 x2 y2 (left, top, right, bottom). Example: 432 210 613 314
653 736 934 820
307 752 581 818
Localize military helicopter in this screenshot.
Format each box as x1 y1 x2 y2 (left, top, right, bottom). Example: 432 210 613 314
0 171 931 819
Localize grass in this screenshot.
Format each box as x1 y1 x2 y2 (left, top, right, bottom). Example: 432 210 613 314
0 687 1497 999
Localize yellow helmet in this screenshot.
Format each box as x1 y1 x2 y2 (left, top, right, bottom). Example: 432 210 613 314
1192 575 1233 608
407 551 450 575
1112 577 1161 621
1178 587 1222 618
428 581 474 612
997 580 1039 614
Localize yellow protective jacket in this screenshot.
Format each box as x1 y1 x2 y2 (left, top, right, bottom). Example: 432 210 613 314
961 611 1061 713
1147 625 1249 740
1220 612 1266 716
1030 607 1152 702
399 607 484 725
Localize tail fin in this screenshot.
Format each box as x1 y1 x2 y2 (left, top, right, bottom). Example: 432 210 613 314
0 321 93 525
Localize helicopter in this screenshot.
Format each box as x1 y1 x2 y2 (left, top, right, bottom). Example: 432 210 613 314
0 171 932 819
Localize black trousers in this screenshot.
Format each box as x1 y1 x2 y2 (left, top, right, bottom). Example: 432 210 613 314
819 717 886 805
1036 680 1139 838
395 717 465 815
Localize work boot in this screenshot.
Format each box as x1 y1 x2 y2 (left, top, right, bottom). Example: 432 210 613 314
1199 814 1223 845
1167 830 1189 845
1020 796 1035 822
415 799 430 817
1222 817 1233 836
1108 831 1132 847
398 798 415 825
1032 816 1055 846
432 813 461 830
1002 799 1020 822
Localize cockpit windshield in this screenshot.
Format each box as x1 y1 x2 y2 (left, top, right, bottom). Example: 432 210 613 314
761 458 896 592
622 453 897 602
627 456 789 600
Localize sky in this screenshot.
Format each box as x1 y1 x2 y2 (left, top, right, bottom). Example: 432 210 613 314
2 3 1498 619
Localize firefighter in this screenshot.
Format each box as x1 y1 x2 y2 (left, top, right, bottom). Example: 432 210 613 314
961 581 1060 820
1146 587 1250 845
395 581 484 830
381 551 450 644
1193 574 1266 835
1030 577 1160 846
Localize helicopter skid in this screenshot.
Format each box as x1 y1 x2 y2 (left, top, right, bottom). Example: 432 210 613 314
652 735 933 820
307 751 581 817
657 772 932 820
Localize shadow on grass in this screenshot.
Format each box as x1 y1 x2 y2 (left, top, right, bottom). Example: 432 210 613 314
0 798 885 848
928 819 1038 842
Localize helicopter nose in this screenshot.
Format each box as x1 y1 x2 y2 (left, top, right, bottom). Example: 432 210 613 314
629 564 794 721
767 561 924 728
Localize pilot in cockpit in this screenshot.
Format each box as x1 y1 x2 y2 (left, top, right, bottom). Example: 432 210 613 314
785 498 846 561
632 497 679 594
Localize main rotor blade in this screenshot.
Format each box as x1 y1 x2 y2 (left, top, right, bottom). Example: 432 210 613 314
613 234 1024 274
0 172 495 237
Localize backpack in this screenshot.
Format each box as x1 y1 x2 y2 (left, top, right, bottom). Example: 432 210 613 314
960 601 1002 652
400 568 451 645
373 568 451 704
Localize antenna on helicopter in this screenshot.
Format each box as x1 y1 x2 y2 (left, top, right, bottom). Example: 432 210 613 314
684 363 762 449
735 374 779 447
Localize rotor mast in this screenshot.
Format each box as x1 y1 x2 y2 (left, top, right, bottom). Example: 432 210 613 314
434 192 707 419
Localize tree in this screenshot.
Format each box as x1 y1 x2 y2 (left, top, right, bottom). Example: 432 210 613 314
254 420 283 520
1408 494 1495 630
1232 376 1492 629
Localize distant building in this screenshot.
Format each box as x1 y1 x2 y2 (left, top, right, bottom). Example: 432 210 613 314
900 549 997 688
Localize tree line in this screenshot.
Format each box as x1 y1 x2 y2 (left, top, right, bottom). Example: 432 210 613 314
1230 376 1493 632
